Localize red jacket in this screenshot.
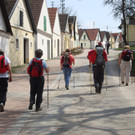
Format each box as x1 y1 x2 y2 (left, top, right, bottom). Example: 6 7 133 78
87 49 108 64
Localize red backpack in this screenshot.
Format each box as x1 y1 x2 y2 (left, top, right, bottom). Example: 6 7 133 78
0 56 9 73
27 58 43 77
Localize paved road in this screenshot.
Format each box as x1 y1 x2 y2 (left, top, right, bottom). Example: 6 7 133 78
1 49 135 135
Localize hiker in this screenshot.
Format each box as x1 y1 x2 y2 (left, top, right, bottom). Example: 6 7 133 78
87 42 108 93
60 49 75 90
0 49 12 112
27 49 50 112
119 45 133 86
106 41 110 55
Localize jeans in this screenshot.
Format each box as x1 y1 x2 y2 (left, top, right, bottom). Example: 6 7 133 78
62 67 72 87
30 76 44 109
0 78 8 105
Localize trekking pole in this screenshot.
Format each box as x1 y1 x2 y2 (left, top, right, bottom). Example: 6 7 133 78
57 71 62 89
89 65 92 94
73 66 75 88
104 65 107 91
47 73 49 108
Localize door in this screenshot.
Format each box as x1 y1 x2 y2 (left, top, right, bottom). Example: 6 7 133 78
24 38 29 64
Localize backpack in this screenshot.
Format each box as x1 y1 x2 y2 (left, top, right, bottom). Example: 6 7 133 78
27 58 43 77
0 56 8 73
62 52 71 67
95 46 105 65
121 49 132 61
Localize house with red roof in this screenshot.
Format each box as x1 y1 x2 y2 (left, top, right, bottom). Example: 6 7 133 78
79 28 101 49
4 0 37 67
48 8 61 58
100 31 107 48
78 29 90 49
0 0 12 57
59 14 71 51
68 16 79 48
29 0 52 60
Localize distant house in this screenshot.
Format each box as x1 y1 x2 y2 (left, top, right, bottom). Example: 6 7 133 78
29 0 52 60
68 16 79 48
48 8 61 58
59 14 71 51
5 0 37 67
0 0 12 57
86 29 101 49
113 33 123 48
109 33 115 49
100 31 107 48
78 29 90 49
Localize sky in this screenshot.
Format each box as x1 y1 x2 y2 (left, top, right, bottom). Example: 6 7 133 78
46 0 122 33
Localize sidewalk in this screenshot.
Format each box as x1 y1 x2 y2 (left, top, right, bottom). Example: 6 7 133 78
0 56 62 134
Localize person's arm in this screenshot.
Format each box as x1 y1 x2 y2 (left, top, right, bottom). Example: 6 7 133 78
131 54 134 60
45 67 50 73
8 64 12 82
119 53 122 65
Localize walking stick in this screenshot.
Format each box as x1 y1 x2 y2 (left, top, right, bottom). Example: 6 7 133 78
118 65 121 86
47 73 49 108
57 72 62 89
104 65 107 91
73 67 75 88
89 65 92 94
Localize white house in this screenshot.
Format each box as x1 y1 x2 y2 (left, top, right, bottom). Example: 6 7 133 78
48 8 61 58
29 0 52 60
0 0 12 57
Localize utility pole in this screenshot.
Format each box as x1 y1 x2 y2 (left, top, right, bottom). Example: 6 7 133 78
51 1 54 8
60 0 65 14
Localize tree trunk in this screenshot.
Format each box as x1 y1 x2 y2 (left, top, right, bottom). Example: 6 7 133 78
122 0 127 45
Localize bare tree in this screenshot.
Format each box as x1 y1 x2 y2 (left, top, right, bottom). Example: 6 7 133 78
104 0 135 45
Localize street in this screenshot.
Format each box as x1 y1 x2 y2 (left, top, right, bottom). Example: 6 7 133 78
1 49 135 135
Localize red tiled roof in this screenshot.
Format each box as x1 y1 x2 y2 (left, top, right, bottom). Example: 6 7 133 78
78 29 84 40
48 8 57 32
28 0 43 27
100 31 106 41
59 14 68 32
86 29 100 41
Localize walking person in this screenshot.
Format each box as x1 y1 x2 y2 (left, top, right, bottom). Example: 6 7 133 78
60 49 75 90
106 41 110 55
119 45 134 86
87 42 108 93
0 49 12 112
27 49 50 112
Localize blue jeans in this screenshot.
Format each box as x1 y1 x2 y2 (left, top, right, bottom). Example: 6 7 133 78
62 67 72 87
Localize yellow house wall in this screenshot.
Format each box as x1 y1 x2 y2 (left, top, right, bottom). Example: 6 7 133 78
127 25 135 42
109 36 115 49
9 0 35 67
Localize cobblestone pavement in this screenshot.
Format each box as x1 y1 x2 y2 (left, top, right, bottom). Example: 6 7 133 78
1 49 135 135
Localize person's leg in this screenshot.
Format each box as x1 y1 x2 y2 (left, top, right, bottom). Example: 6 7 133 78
0 78 8 112
29 77 37 109
36 76 44 111
66 67 72 89
120 60 126 84
93 66 100 93
125 62 130 85
99 65 104 93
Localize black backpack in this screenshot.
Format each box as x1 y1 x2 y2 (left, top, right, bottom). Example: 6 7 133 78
95 46 105 65
62 52 70 67
122 49 132 61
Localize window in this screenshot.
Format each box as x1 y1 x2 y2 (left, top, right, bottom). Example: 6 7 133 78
84 35 86 40
20 10 23 27
44 16 47 31
16 39 19 49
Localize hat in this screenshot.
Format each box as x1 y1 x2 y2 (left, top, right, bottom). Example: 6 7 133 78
98 42 102 46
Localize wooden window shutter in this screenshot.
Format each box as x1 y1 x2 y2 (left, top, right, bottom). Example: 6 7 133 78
20 11 23 27
44 16 47 31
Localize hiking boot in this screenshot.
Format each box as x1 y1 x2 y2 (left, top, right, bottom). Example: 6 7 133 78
0 103 4 112
125 83 128 86
65 86 69 90
35 107 42 112
28 103 34 110
121 81 124 84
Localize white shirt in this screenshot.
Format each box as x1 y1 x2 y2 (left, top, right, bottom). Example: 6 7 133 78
0 55 11 78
